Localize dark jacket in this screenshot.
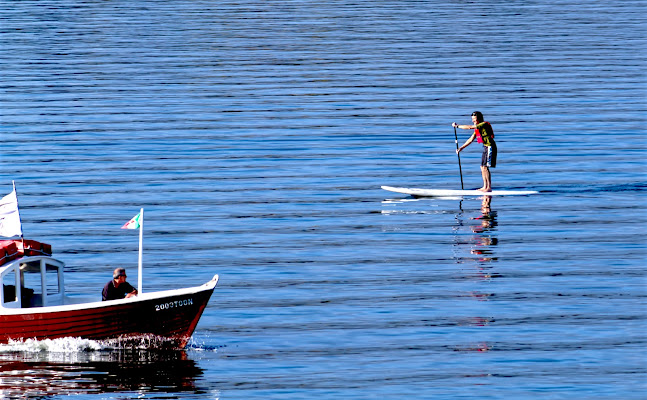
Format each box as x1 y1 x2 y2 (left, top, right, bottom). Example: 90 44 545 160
102 280 136 301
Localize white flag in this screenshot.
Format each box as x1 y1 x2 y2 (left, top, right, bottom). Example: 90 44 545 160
0 187 22 237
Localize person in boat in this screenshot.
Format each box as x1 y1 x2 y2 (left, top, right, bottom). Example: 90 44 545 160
102 268 138 301
453 111 497 192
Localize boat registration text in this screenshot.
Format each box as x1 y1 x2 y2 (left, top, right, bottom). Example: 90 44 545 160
155 298 194 311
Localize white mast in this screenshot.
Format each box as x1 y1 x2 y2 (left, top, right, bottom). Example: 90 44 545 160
138 208 144 294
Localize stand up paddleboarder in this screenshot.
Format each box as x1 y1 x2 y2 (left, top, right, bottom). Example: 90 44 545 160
453 111 497 192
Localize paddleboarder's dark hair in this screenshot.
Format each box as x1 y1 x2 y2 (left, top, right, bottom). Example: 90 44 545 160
471 111 484 122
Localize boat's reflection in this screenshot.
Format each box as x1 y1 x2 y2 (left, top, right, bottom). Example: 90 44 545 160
0 348 204 397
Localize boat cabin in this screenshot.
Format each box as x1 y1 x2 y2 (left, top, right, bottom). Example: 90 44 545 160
0 239 65 309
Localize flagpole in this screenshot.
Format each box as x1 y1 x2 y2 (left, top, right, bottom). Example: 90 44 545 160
120 209 143 294
137 208 144 294
138 208 143 294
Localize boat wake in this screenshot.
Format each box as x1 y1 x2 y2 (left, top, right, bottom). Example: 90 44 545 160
101 334 194 350
0 337 106 353
0 335 210 354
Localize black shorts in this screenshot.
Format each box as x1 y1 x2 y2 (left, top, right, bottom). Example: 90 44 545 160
481 144 497 168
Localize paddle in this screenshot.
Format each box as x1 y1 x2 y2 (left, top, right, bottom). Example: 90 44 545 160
453 126 464 189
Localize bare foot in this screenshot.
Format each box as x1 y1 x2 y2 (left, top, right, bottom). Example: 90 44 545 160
477 187 492 192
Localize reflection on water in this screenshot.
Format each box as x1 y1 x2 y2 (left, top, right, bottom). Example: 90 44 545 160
470 196 498 262
456 196 498 353
0 347 204 398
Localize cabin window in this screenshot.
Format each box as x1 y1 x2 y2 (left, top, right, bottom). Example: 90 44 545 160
22 266 42 296
46 264 60 295
2 269 17 304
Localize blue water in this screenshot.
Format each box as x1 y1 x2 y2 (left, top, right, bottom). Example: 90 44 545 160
1 0 646 398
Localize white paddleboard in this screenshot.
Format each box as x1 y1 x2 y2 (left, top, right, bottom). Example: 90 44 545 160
381 186 538 197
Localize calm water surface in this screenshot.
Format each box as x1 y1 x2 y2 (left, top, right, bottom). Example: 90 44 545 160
1 0 646 399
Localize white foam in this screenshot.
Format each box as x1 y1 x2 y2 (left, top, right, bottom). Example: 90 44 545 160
0 337 106 353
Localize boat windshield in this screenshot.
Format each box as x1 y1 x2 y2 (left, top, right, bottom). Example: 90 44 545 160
0 257 64 308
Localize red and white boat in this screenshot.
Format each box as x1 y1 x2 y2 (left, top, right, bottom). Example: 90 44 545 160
0 239 218 349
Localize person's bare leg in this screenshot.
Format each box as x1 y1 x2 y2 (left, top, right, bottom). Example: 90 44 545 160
477 167 486 191
479 166 492 192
